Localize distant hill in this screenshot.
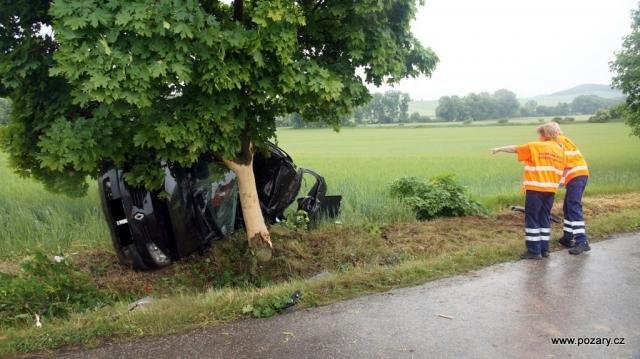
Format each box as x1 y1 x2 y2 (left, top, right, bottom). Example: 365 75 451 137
524 84 625 106
548 84 622 98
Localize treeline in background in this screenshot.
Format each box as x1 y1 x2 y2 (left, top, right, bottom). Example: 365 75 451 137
0 91 622 129
436 90 623 122
275 88 624 128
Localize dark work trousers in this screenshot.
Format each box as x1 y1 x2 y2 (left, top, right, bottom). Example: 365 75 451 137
562 176 589 244
524 190 555 255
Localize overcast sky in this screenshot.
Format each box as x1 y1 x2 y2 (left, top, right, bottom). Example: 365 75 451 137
370 0 638 100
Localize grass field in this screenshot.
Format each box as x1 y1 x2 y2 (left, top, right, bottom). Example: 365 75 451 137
1 122 640 258
2 121 640 355
278 122 640 220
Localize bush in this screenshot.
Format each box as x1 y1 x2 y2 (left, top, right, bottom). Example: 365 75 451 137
588 109 612 123
589 105 626 123
463 119 473 125
390 175 485 220
409 112 432 123
497 118 509 124
0 252 111 327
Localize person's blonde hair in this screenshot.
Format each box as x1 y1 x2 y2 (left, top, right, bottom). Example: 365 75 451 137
547 120 564 135
537 122 560 139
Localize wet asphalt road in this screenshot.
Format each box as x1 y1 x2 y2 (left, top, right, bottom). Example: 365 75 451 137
56 233 640 359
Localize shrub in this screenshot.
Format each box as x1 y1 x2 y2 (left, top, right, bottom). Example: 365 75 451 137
0 252 111 327
463 119 473 125
497 118 509 124
588 109 611 123
588 105 626 123
389 175 486 220
409 112 432 123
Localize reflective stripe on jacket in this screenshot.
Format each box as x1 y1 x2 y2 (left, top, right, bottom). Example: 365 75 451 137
556 135 589 184
516 141 566 193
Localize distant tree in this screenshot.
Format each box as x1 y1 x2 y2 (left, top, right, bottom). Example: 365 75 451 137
399 92 411 122
492 89 519 118
352 106 366 124
555 102 571 116
612 4 640 137
436 96 466 122
521 100 538 117
535 105 556 116
409 112 422 123
349 90 412 124
464 92 495 121
368 93 386 123
571 95 608 114
290 113 305 128
382 91 401 123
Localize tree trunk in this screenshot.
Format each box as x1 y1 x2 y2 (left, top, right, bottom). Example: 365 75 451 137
223 150 273 260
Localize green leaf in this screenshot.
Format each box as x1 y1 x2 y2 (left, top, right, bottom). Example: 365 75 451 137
98 38 112 56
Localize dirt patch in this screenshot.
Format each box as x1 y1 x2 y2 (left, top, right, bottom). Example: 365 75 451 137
582 193 640 217
0 260 20 274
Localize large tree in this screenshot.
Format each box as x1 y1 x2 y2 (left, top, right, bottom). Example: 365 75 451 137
0 1 437 250
492 89 519 118
612 5 640 137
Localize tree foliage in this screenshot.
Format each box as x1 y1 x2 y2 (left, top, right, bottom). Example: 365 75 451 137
612 5 640 137
0 0 438 194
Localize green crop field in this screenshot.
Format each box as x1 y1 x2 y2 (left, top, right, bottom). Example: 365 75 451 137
277 122 640 220
1 122 639 257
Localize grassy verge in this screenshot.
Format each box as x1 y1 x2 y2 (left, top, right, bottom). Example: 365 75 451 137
1 193 639 357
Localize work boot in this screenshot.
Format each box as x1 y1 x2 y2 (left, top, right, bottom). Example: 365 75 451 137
569 242 591 255
520 251 543 260
542 251 549 258
558 237 574 248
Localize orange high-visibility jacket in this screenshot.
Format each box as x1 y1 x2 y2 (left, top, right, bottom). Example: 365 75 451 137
556 135 589 184
516 141 566 193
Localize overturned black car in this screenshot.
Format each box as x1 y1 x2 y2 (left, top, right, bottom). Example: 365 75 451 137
98 143 340 270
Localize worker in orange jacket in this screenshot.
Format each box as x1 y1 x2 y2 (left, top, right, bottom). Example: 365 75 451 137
549 122 591 255
491 123 565 259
